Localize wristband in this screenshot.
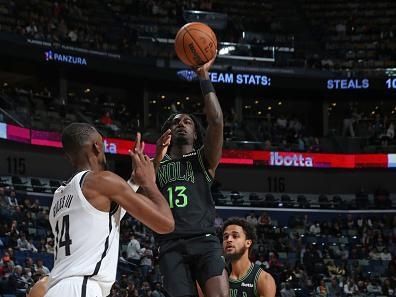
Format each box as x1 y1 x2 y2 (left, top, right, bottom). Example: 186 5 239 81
127 180 139 192
200 79 215 96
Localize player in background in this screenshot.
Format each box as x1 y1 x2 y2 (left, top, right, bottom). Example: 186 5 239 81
45 124 174 297
223 218 276 297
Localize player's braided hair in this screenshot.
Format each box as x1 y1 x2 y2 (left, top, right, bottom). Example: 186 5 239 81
160 113 205 150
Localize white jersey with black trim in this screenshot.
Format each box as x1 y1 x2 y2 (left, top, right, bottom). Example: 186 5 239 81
48 171 126 297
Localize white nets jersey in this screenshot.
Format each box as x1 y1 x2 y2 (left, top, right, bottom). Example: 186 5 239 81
48 171 125 297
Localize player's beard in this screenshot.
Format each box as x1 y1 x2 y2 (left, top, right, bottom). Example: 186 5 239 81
173 134 190 145
225 245 248 261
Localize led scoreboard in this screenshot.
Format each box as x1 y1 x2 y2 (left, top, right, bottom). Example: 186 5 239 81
385 78 396 89
177 69 396 92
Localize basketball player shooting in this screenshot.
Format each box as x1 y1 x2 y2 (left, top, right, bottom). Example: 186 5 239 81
44 124 174 297
152 56 228 297
223 218 276 297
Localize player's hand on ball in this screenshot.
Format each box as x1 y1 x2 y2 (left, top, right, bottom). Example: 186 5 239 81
194 55 216 80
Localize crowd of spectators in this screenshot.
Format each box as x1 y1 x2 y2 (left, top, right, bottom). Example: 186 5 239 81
1 0 394 70
242 211 396 297
2 83 396 153
0 182 396 296
301 0 396 72
337 102 396 152
0 186 52 296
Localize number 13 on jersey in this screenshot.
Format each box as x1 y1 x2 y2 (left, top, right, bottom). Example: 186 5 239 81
167 186 189 208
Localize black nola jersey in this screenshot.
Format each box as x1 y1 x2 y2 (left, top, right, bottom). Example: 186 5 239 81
155 147 216 242
229 264 263 297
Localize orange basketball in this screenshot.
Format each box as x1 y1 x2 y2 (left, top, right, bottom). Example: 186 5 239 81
174 22 217 67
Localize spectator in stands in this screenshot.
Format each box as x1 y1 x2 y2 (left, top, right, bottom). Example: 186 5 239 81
320 221 332 236
151 282 166 297
149 263 162 285
330 220 342 237
308 137 321 152
1 250 13 268
31 199 40 213
6 191 19 207
268 251 283 272
140 244 153 279
370 113 385 140
16 233 30 251
362 228 374 247
327 277 341 297
303 245 321 276
338 244 349 261
23 257 34 274
328 260 346 279
276 115 288 131
44 238 54 254
309 221 321 235
280 283 295 297
257 211 272 234
36 208 49 228
357 216 372 231
21 267 33 287
0 252 15 289
8 264 26 294
214 213 224 229
255 255 269 269
379 121 395 149
246 211 258 226
382 278 394 296
367 278 382 295
296 134 305 151
343 279 358 296
357 280 367 295
35 259 50 275
127 233 142 267
258 212 272 226
100 111 119 131
342 105 355 137
6 220 19 248
315 279 328 297
36 238 47 253
140 281 152 297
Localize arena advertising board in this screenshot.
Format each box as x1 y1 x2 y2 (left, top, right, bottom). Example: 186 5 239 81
1 123 394 169
1 33 394 92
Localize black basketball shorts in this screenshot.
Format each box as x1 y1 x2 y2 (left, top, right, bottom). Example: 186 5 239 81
159 233 226 297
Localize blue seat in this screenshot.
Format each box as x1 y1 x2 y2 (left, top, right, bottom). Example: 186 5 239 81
0 236 9 246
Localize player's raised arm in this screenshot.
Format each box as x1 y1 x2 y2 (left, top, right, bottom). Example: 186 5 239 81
195 57 224 176
83 133 174 234
84 167 174 234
